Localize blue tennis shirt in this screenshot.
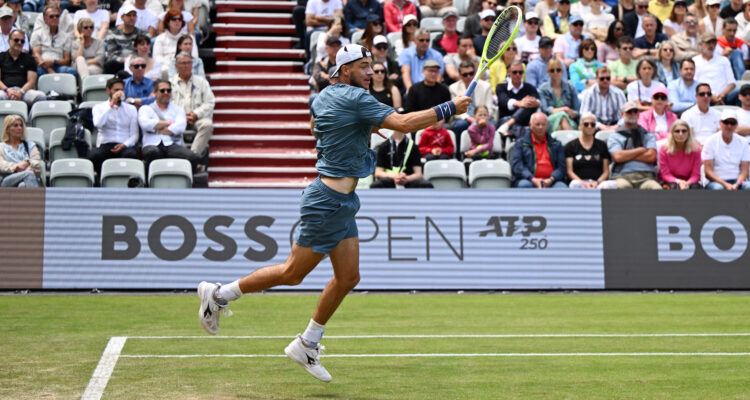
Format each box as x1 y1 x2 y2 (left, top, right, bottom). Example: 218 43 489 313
311 83 395 178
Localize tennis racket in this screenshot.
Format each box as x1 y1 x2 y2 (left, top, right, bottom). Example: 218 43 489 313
465 6 523 97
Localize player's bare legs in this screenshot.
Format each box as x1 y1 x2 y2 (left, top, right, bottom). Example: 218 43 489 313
312 236 360 324
237 244 325 292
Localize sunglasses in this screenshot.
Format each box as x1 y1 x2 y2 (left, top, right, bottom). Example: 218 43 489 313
486 1 497 5
509 46 517 51
170 17 183 22
132 64 147 69
686 20 698 24
417 38 430 42
483 17 495 21
571 21 584 26
697 91 712 97
371 20 382 25
662 47 674 52
405 22 418 27
46 14 60 18
373 69 385 74
653 94 667 100
548 68 562 73
12 38 24 44
511 2 525 6
721 119 738 125
82 25 94 30
625 109 639 114
620 46 633 51
740 91 750 96
598 76 611 81
673 128 688 133
582 122 596 127
526 19 539 25
159 88 172 93
374 44 388 50
510 70 524 75
461 71 475 77
637 4 649 9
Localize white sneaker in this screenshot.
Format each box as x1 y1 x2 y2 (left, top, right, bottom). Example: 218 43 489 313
284 335 332 382
197 281 232 335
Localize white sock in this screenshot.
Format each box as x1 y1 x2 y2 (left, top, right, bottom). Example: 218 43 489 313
217 280 242 302
300 319 325 348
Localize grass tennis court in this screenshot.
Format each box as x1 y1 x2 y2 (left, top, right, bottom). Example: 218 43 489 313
2 292 750 399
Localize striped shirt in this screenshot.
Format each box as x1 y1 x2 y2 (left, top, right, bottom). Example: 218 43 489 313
580 84 626 126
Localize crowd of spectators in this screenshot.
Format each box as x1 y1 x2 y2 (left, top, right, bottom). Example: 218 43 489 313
299 0 750 190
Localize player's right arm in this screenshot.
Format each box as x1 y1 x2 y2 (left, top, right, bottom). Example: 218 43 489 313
380 96 472 133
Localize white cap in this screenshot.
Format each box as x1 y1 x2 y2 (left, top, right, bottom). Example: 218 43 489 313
706 0 721 5
403 14 418 26
720 108 737 122
373 35 388 46
331 44 372 78
525 11 539 21
479 9 496 20
119 3 137 15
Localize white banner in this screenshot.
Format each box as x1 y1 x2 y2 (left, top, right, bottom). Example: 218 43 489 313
42 189 605 289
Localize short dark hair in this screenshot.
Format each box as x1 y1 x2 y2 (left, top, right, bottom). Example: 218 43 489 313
133 34 150 47
617 35 634 48
457 33 474 46
458 60 474 71
679 58 695 69
153 79 171 92
724 17 738 26
696 82 711 94
106 77 124 90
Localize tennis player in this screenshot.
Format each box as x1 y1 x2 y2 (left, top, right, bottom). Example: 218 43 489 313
198 44 471 382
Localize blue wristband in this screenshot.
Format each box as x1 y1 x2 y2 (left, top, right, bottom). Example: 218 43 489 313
432 101 457 121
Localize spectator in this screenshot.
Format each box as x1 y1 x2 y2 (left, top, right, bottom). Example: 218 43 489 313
663 0 688 37
418 119 454 161
311 36 340 93
535 0 557 20
608 101 662 189
565 112 615 189
432 10 460 56
115 0 157 37
403 59 450 114
597 20 626 64
655 40 680 85
649 0 674 23
153 9 198 69
103 4 144 74
496 61 541 139
165 34 202 80
693 31 737 105
170 51 215 158
139 79 200 174
509 0 527 35
449 60 494 135
658 119 702 188
633 14 669 58
8 0 32 37
399 28 445 93
721 0 744 19
0 6 29 52
0 30 45 107
383 0 417 34
71 17 104 79
157 0 196 37
667 58 698 113
516 12 541 62
681 82 721 144
553 14 585 68
356 16 383 51
129 33 166 81
702 109 750 189
672 12 702 60
700 0 724 34
124 56 155 107
344 0 382 32
32 0 73 36
583 0 614 41
463 0 497 37
369 60 402 110
473 9 495 56
394 13 418 57
612 0 636 21
638 86 677 140
717 17 749 79
463 105 496 161
0 114 41 187
543 0 573 41
315 17 350 64
580 66 626 130
31 5 76 77
488 42 521 93
304 0 344 58
624 0 664 38
511 112 568 188
571 0 593 16
627 58 667 111
73 0 109 40
444 34 480 83
735 83 750 136
90 77 140 178
525 36 568 88
737 0 750 42
419 0 458 19
539 58 579 132
569 38 603 93
371 128 433 188
370 35 401 88
691 0 708 19
608 36 638 91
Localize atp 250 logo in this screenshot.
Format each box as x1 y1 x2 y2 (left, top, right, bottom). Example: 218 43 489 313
479 216 548 250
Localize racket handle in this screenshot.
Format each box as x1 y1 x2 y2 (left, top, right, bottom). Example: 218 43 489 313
464 80 477 97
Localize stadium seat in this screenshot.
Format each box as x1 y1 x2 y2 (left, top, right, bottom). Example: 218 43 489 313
148 158 193 188
25 127 45 154
81 74 113 102
552 130 581 145
454 0 470 15
309 30 322 64
38 73 78 103
711 105 740 114
735 79 750 89
595 130 616 143
48 127 91 163
388 32 402 47
30 100 73 146
356 174 373 189
429 31 441 47
469 159 512 188
50 158 94 187
371 131 388 149
457 16 467 32
100 158 146 188
351 30 364 45
421 17 444 32
423 159 466 188
78 101 103 109
0 100 28 122
742 71 750 80
505 140 516 163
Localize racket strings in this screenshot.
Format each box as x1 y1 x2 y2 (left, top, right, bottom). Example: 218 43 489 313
486 9 520 59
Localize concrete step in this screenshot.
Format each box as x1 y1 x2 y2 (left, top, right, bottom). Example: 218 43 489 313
209 147 317 167
213 121 310 135
215 35 298 49
208 165 318 180
213 47 305 60
213 108 309 122
214 95 309 110
215 0 296 12
208 72 308 86
216 11 293 24
215 60 304 73
208 176 311 188
211 134 315 148
213 22 296 35
212 85 309 96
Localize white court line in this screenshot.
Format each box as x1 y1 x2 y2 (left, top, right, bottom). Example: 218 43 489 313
120 352 750 358
81 337 127 400
127 333 750 339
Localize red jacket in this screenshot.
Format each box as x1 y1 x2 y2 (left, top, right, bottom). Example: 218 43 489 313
384 1 418 33
418 126 454 157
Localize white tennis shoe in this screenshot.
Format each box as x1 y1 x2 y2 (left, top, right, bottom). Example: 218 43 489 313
197 281 232 335
284 335 332 382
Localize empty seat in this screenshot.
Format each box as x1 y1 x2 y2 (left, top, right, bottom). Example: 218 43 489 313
25 127 45 154
420 17 444 32
101 158 145 188
50 158 94 187
469 159 512 188
351 29 364 45
712 105 740 114
423 159 466 188
552 130 581 145
81 74 113 102
0 100 28 122
78 100 104 109
38 73 77 101
48 127 91 163
595 130 616 143
371 131 388 149
457 16 467 32
505 140 516 163
148 158 193 188
31 100 73 146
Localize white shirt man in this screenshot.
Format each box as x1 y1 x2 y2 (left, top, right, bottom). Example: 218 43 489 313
681 83 721 145
93 99 139 147
692 32 736 102
306 0 344 31
116 0 158 36
139 98 187 147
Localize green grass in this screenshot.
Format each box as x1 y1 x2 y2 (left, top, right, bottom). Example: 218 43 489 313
2 293 750 399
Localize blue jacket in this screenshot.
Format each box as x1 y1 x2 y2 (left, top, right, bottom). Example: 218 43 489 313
511 132 566 184
538 80 580 117
344 0 383 31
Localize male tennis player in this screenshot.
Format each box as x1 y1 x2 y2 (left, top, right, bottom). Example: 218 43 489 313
197 44 471 382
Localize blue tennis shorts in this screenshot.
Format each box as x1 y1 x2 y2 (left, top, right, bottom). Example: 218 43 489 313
293 176 360 254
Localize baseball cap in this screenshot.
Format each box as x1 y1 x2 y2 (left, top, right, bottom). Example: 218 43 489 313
6 0 21 4
706 0 721 5
651 87 668 98
720 109 737 122
740 83 750 94
423 59 441 69
326 35 342 46
622 101 639 113
119 3 137 15
479 9 496 19
331 44 372 78
403 14 418 26
373 35 388 46
569 14 584 24
0 6 13 18
525 11 539 21
539 36 554 48
442 10 458 19
700 32 717 42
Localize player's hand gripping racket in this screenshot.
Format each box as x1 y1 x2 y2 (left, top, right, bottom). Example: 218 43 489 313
465 6 523 97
